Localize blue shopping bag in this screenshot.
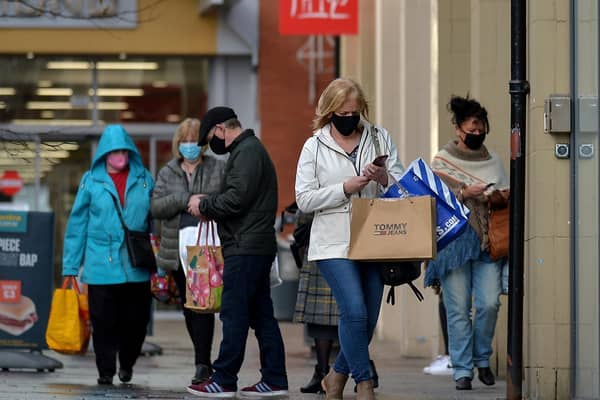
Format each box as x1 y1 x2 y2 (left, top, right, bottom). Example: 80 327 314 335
383 158 470 251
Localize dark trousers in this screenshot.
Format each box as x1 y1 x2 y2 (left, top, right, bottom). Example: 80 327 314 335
172 266 215 367
88 281 151 377
439 293 449 355
212 255 288 390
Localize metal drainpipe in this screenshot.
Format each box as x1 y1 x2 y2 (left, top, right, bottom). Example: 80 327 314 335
507 0 529 398
33 135 41 211
334 36 340 78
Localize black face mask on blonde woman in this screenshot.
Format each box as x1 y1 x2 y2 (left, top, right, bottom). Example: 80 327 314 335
332 114 360 136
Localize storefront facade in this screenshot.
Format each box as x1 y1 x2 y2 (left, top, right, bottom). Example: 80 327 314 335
0 0 259 283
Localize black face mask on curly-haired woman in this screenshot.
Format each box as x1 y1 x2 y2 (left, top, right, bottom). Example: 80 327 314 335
462 131 486 150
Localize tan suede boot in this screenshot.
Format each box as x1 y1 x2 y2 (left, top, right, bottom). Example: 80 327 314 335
356 379 375 400
321 370 348 400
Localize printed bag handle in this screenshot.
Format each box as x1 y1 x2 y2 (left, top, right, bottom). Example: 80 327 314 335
194 221 218 250
208 221 216 247
62 276 81 294
195 221 204 246
205 222 218 256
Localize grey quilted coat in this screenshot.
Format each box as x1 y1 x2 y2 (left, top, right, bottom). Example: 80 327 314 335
151 156 226 271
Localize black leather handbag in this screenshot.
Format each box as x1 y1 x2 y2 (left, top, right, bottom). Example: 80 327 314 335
378 261 424 305
111 195 157 272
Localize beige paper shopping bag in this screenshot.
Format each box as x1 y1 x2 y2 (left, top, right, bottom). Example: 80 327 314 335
348 196 437 261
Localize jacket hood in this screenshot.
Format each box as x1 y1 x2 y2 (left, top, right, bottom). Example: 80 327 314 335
91 125 144 177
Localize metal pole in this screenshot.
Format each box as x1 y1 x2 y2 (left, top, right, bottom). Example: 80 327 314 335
334 35 340 78
308 35 316 104
33 135 41 211
91 62 99 126
507 0 529 398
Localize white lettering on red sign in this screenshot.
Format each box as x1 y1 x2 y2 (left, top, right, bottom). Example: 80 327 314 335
0 179 24 188
2 284 18 300
290 0 350 20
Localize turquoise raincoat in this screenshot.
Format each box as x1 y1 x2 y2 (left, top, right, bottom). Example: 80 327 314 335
62 125 155 284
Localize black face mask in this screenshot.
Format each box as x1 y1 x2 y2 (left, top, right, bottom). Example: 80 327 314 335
209 131 228 155
463 132 486 150
331 114 360 136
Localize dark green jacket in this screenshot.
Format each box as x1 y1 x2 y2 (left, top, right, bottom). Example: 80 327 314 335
200 130 278 257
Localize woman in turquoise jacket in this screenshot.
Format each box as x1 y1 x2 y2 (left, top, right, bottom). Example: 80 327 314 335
62 125 155 385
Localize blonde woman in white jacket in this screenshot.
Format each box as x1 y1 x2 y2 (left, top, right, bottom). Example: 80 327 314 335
295 78 404 400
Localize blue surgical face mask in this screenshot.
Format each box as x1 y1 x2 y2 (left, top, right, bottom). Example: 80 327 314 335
179 142 201 160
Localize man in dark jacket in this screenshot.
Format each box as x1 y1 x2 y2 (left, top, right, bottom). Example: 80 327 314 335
186 107 288 398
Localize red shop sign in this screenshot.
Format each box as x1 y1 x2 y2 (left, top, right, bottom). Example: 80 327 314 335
0 170 24 197
279 0 358 35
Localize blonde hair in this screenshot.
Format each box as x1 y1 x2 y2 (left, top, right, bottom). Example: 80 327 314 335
172 118 201 159
313 78 370 130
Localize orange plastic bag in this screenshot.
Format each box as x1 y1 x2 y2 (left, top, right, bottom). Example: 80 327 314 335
45 277 90 355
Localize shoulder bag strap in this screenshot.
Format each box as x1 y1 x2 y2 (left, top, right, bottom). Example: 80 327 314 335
110 192 153 233
370 124 399 195
370 124 382 156
109 194 129 232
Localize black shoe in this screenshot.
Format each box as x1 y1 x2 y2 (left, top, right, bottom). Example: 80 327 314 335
97 376 113 385
354 360 379 392
370 359 379 389
455 377 472 390
191 364 213 385
118 368 132 383
478 367 496 386
300 365 328 393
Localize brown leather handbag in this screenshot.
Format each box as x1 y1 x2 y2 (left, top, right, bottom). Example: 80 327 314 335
488 205 509 261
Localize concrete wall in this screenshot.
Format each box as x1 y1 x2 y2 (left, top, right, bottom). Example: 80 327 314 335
438 0 471 145
572 1 600 397
341 0 377 112
524 0 572 398
468 0 511 380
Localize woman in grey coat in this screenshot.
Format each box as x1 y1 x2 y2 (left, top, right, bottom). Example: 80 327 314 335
151 118 225 385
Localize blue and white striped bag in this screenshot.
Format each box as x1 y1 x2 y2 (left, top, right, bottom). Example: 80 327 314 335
383 158 470 251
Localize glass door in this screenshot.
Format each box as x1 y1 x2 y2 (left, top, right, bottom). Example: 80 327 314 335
573 0 600 398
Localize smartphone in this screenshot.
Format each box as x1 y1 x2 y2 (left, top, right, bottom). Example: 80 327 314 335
373 155 389 167
484 182 496 196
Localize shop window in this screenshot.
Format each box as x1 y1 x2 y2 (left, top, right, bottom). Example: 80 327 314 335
0 56 209 125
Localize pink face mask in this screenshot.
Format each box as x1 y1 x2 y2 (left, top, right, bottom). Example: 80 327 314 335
106 152 129 171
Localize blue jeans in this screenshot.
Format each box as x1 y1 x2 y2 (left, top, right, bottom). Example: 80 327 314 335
212 255 287 389
440 256 502 381
317 258 384 383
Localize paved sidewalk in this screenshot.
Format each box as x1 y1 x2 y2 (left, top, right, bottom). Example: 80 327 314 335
0 312 506 399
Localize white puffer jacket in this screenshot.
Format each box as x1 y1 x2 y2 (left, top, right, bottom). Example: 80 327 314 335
295 122 404 261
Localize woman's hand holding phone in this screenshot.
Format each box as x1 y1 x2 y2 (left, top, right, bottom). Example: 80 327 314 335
372 155 388 167
362 155 389 186
462 183 488 199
